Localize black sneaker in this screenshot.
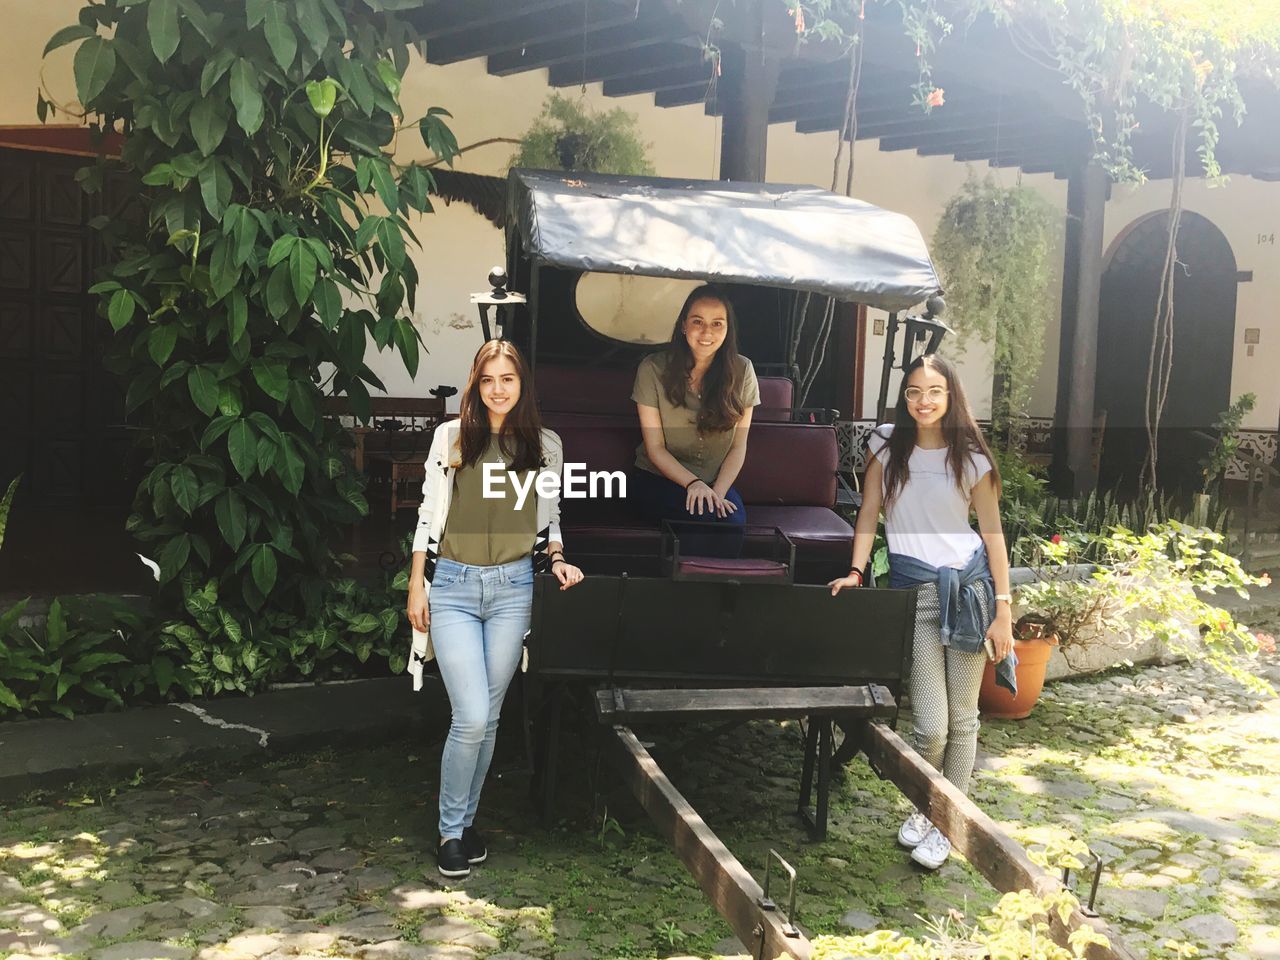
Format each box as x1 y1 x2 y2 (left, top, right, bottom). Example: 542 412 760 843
462 826 487 864
436 838 470 878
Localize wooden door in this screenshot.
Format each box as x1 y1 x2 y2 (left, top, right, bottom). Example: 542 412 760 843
0 146 133 508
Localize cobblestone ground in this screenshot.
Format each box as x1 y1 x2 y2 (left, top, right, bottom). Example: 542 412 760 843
2 615 1278 960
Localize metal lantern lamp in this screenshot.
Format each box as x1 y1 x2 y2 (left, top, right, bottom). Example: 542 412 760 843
875 296 953 423
470 266 526 342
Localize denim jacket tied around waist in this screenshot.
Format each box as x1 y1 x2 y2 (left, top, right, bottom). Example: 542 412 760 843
887 546 1018 696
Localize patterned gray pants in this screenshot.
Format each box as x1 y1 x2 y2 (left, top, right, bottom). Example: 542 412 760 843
910 582 989 795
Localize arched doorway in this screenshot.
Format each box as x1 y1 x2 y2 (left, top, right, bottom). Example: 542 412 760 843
1095 211 1238 498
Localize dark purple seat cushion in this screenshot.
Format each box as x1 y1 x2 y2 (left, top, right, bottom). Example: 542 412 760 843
676 557 790 578
736 422 838 506
755 376 794 421
542 407 850 568
749 506 853 563
536 365 635 416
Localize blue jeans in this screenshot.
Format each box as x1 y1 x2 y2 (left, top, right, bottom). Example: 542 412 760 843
429 555 534 839
628 467 746 558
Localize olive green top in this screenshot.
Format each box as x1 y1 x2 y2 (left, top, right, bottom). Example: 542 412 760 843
631 352 760 484
440 436 538 567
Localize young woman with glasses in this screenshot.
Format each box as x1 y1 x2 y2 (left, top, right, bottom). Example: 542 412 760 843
828 354 1015 870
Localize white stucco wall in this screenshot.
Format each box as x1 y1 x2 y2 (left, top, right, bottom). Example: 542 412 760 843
8 6 1278 430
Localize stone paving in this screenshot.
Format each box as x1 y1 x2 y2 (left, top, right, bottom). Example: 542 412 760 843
1 611 1278 960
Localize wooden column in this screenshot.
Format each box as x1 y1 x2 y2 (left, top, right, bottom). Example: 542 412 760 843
717 0 780 182
1051 159 1107 495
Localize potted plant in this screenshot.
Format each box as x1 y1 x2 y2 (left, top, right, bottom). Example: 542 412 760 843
512 93 654 175
978 613 1059 719
980 524 1273 719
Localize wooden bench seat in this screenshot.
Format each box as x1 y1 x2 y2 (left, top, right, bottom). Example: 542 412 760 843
594 684 896 723
589 683 896 839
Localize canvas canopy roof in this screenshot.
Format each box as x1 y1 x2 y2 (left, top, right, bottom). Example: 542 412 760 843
506 169 942 312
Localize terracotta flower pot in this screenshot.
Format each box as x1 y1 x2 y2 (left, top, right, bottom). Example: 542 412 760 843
978 617 1058 720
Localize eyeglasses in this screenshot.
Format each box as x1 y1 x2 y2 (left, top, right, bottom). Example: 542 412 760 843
903 386 948 404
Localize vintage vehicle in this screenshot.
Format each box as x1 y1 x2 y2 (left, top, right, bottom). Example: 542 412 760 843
471 169 1132 960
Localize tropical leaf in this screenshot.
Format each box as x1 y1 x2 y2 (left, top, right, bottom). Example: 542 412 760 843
229 60 265 135
147 0 180 64
189 97 229 156
0 475 19 554
73 36 116 107
263 5 297 71
44 24 96 56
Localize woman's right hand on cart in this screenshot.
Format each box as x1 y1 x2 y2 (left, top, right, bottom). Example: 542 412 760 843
827 569 865 595
407 584 430 632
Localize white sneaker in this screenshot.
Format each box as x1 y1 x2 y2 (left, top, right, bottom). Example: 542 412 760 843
910 827 951 870
897 812 932 848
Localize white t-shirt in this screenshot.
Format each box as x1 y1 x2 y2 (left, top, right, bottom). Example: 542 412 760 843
867 424 992 569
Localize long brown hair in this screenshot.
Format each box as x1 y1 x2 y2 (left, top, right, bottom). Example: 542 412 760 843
658 284 745 433
456 340 543 472
881 354 1001 510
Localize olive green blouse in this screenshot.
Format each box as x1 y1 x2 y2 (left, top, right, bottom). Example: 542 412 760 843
439 437 538 567
631 352 760 484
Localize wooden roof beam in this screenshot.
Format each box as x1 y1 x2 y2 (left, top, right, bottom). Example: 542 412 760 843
771 97 925 126
489 19 693 76
1020 162 1069 176
546 44 695 87
410 0 578 42
858 111 1040 141
654 81 719 109
426 0 639 66
896 129 1059 155
770 78 857 110
792 103 936 134
605 61 716 97
953 141 1075 163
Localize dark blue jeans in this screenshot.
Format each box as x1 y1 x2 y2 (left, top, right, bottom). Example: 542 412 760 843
628 467 746 558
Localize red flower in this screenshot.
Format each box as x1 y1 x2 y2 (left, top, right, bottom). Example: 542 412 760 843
1256 632 1277 654
925 87 945 108
1051 534 1063 544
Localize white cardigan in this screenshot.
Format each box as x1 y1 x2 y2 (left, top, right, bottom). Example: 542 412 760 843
407 420 565 690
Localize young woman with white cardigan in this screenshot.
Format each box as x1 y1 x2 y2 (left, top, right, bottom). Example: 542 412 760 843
405 340 583 879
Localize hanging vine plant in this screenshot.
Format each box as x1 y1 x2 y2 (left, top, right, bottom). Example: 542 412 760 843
40 0 460 696
785 0 1280 184
932 175 1057 446
513 93 654 175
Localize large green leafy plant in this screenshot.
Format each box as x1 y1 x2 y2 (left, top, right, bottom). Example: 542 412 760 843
42 0 458 697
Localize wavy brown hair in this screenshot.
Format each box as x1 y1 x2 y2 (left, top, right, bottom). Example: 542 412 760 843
881 354 1001 510
658 284 745 433
456 340 543 472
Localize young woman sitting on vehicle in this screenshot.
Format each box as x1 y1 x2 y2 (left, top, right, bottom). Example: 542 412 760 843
828 354 1015 870
405 339 584 880
629 285 760 557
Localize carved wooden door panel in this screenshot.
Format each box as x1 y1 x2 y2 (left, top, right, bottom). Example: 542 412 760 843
0 146 133 507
